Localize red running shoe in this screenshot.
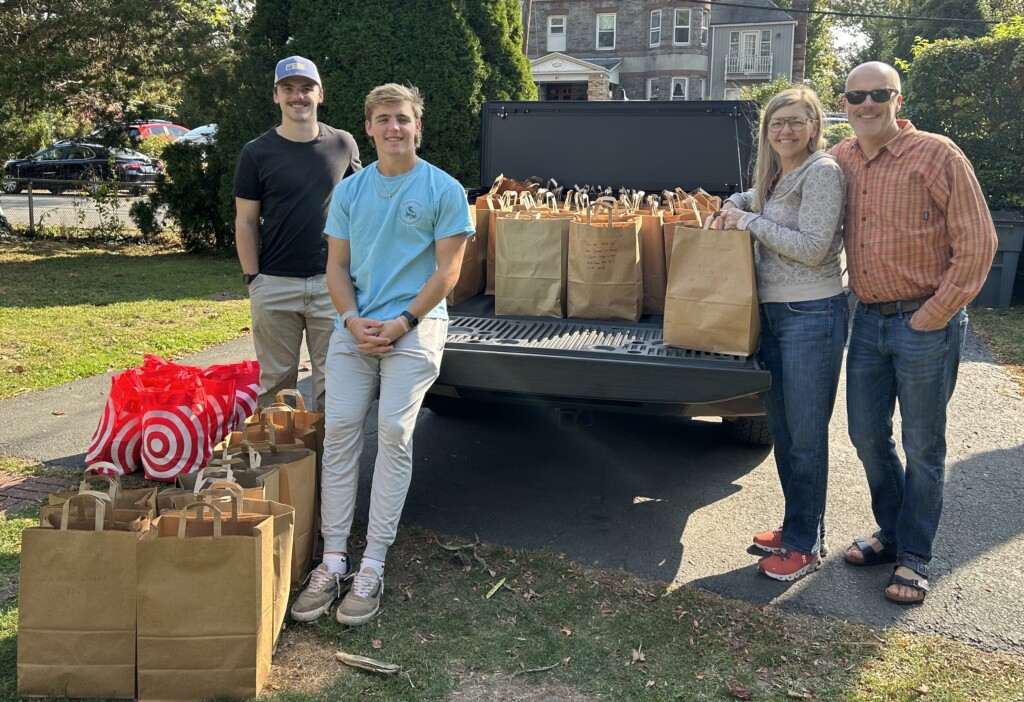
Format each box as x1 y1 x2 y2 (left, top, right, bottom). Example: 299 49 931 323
753 527 828 557
758 549 822 581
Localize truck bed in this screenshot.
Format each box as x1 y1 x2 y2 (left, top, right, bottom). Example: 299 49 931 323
429 294 770 418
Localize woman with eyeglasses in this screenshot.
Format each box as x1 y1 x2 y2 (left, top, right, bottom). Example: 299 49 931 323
716 86 848 582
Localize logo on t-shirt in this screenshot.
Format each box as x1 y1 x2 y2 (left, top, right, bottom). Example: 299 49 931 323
399 199 425 226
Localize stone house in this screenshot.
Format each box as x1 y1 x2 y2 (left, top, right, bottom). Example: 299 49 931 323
522 0 805 100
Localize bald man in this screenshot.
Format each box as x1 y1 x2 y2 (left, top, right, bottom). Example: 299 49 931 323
830 61 996 605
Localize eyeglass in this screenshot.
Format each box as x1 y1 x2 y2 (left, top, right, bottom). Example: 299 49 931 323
767 117 813 132
844 88 899 105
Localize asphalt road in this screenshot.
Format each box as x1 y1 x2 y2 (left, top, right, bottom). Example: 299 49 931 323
1 328 1021 655
0 190 144 230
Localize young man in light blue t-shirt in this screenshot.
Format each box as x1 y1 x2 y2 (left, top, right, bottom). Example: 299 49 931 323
290 83 473 626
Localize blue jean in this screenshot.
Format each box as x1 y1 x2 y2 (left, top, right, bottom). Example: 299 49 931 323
846 304 967 578
759 293 849 555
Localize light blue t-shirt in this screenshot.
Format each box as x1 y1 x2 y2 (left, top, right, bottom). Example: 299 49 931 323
324 159 474 326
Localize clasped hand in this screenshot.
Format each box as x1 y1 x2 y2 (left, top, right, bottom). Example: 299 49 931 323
348 317 406 355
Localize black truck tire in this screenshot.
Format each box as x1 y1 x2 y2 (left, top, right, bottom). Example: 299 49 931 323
728 417 773 446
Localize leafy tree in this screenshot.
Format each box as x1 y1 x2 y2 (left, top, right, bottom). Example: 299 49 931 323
833 0 1004 67
184 0 535 250
774 0 846 103
903 19 1024 211
0 0 245 157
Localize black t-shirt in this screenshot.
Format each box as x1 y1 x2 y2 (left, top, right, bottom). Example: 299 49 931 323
233 123 361 277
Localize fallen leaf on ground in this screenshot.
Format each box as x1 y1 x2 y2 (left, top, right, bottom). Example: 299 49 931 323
51 410 65 416
786 691 812 699
629 647 646 665
335 651 400 675
646 680 655 688
371 639 383 650
559 626 573 636
725 679 754 700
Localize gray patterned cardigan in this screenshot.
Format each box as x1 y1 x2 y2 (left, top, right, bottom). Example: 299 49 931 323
725 150 846 303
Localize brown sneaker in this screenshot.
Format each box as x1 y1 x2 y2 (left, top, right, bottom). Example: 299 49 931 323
290 562 352 622
758 549 822 581
335 567 383 626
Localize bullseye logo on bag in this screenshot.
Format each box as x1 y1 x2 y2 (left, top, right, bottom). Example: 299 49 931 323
399 199 425 226
142 405 210 480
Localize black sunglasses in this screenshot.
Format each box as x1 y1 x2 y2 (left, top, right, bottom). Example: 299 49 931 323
844 88 899 105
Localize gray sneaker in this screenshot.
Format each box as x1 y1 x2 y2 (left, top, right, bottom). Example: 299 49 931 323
290 562 350 622
336 568 383 626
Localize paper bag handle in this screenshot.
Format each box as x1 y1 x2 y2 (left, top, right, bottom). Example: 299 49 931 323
219 442 264 467
241 420 278 448
60 492 112 532
77 466 123 501
201 483 245 519
260 404 296 430
584 200 617 227
275 389 308 412
177 502 222 538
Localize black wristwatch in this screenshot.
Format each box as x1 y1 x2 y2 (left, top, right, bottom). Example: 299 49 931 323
400 310 419 329
243 273 260 285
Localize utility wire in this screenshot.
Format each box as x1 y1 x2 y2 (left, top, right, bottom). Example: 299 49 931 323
704 0 1002 23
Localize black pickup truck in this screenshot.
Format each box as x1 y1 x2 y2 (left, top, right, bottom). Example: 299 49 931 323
424 100 772 444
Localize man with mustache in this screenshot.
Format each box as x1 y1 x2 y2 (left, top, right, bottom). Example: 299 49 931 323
234 56 361 412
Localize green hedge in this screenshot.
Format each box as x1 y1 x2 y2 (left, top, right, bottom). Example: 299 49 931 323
904 21 1024 212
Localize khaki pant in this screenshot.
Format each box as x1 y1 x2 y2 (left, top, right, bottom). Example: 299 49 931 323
320 319 446 562
248 273 335 412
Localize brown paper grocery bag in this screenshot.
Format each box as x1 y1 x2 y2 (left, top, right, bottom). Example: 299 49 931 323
48 464 157 518
486 192 525 295
159 455 280 511
199 484 295 649
567 202 643 322
224 432 317 585
448 199 488 306
19 494 147 699
663 219 760 356
136 502 274 701
638 212 668 315
495 211 571 317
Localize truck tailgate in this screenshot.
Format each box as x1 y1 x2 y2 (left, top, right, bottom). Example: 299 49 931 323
434 295 769 417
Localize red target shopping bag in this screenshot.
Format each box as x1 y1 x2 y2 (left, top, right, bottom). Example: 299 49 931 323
205 361 261 433
86 370 145 475
140 379 212 482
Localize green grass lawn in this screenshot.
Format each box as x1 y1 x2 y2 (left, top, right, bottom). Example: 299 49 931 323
0 237 250 400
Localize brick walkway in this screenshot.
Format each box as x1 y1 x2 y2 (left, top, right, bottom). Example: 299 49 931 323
0 470 75 516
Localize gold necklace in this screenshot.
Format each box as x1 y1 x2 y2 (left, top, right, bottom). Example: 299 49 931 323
372 165 413 200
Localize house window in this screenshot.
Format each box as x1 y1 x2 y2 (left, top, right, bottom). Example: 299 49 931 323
674 8 690 45
650 10 661 46
597 13 616 50
761 29 772 57
671 77 688 100
699 78 706 99
547 15 566 52
647 77 658 100
700 9 710 46
729 30 740 58
725 87 742 100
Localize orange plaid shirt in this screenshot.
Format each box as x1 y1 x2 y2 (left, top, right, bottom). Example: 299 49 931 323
831 120 997 330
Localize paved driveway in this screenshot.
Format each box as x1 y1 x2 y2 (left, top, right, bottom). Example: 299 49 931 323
1 329 1021 654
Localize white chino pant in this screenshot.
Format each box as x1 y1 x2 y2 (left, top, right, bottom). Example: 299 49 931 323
319 319 446 562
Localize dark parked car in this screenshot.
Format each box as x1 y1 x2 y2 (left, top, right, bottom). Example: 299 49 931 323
2 143 163 195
